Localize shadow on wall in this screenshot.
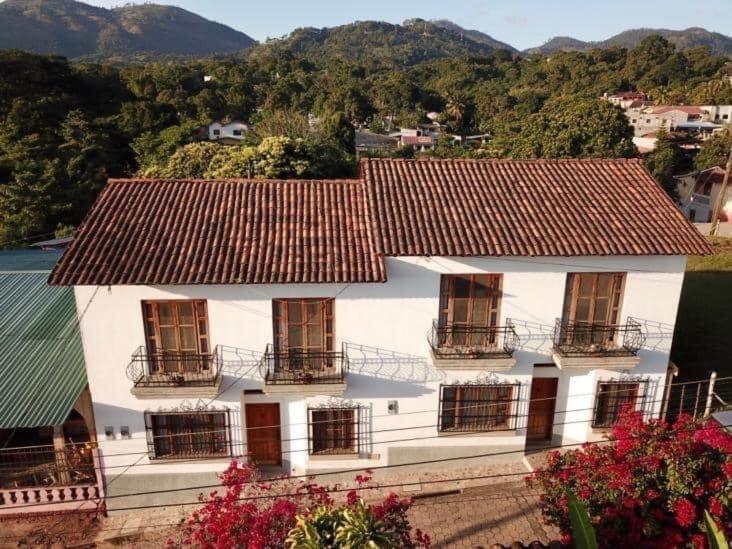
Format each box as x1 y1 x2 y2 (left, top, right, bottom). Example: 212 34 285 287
671 271 732 380
344 342 444 384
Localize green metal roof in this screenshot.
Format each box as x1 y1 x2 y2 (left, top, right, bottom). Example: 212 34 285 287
0 251 87 429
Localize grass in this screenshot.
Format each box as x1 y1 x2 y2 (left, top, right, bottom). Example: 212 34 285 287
671 237 732 380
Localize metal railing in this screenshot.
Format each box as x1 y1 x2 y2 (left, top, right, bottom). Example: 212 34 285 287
126 346 222 388
262 343 348 385
429 319 519 358
553 318 645 357
0 442 96 489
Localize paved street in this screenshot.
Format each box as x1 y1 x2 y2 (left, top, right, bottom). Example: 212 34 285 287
408 481 560 548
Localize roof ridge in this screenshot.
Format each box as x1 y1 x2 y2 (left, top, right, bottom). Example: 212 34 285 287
106 178 364 185
361 157 643 164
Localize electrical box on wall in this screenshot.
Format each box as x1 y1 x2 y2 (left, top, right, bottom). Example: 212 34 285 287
388 400 398 415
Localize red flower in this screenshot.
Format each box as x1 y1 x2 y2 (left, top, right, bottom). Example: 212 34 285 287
674 498 697 528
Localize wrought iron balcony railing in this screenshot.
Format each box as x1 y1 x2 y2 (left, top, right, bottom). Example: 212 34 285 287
262 343 348 385
126 346 222 388
553 318 645 357
429 320 519 358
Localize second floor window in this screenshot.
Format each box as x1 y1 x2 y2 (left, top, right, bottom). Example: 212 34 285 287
142 300 210 373
439 384 518 432
309 407 359 455
145 411 230 459
562 273 625 326
592 381 643 428
273 299 334 355
438 274 502 348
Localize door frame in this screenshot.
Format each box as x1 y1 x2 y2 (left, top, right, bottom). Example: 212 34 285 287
244 403 282 466
526 377 559 442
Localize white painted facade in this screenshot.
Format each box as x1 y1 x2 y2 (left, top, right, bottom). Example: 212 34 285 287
75 254 685 481
208 121 249 141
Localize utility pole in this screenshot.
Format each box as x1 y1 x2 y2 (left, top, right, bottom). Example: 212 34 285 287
709 146 732 237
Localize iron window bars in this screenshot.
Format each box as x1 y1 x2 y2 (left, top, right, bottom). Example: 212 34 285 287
144 409 232 460
592 379 649 428
438 383 520 433
307 406 361 455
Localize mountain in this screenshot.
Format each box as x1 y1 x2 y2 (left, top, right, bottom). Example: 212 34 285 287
252 19 516 67
527 27 732 56
0 0 256 59
426 19 517 52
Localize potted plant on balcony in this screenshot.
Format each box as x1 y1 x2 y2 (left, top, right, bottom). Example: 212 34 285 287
299 372 314 384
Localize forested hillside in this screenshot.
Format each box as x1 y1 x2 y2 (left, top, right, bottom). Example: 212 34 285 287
0 0 256 59
528 27 732 56
0 35 731 247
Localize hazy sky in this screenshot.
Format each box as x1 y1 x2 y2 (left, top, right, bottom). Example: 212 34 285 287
79 0 730 50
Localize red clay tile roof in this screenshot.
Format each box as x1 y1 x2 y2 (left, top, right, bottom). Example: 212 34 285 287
361 158 712 257
50 159 712 286
49 179 386 285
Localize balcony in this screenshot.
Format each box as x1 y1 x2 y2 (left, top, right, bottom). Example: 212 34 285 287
551 318 645 369
261 344 348 396
428 320 519 370
127 346 223 398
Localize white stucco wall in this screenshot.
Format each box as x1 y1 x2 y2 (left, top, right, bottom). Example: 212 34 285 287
75 254 686 477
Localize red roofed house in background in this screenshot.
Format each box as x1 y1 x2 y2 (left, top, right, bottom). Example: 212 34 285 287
49 158 711 510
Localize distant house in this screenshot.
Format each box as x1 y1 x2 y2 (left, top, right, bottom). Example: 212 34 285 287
675 167 730 222
604 91 648 109
354 130 398 156
702 105 732 124
0 250 101 516
392 126 441 151
208 120 249 143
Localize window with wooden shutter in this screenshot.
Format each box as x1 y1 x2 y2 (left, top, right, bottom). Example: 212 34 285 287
439 384 519 432
141 300 210 373
145 411 230 459
308 407 359 455
438 275 502 348
272 299 334 354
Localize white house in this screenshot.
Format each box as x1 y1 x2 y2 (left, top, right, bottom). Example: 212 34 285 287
49 158 710 509
675 167 731 223
208 120 249 142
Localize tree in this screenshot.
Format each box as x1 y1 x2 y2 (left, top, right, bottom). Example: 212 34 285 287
644 129 684 197
503 96 637 158
173 462 430 549
696 128 732 171
528 408 732 548
147 141 221 178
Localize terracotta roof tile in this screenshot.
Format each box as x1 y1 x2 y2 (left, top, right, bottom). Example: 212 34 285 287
49 179 386 285
361 158 712 257
50 159 712 286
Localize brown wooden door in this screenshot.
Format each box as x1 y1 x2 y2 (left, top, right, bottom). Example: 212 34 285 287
526 378 558 441
245 404 282 465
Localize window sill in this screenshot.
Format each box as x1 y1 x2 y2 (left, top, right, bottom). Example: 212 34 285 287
308 453 361 461
430 350 516 371
148 454 231 463
131 377 223 399
263 382 347 397
551 352 640 370
437 429 517 438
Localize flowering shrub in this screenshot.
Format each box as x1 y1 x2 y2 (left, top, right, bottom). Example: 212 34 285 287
171 462 429 548
527 408 732 548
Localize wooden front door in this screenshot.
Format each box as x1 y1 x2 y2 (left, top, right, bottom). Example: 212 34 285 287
526 378 558 441
245 403 282 465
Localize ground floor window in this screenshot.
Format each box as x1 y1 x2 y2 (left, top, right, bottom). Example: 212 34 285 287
592 381 645 428
145 410 230 459
439 384 519 432
308 407 360 455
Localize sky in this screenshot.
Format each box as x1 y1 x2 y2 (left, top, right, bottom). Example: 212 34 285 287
78 0 732 50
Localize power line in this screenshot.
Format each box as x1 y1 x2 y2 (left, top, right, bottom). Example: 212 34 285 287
4 417 728 514
1 387 708 467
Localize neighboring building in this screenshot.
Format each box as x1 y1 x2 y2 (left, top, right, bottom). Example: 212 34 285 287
603 91 648 109
354 130 399 156
702 105 732 124
49 158 710 509
391 124 443 151
675 167 731 222
625 105 730 145
208 120 249 143
0 250 101 515
30 236 73 251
